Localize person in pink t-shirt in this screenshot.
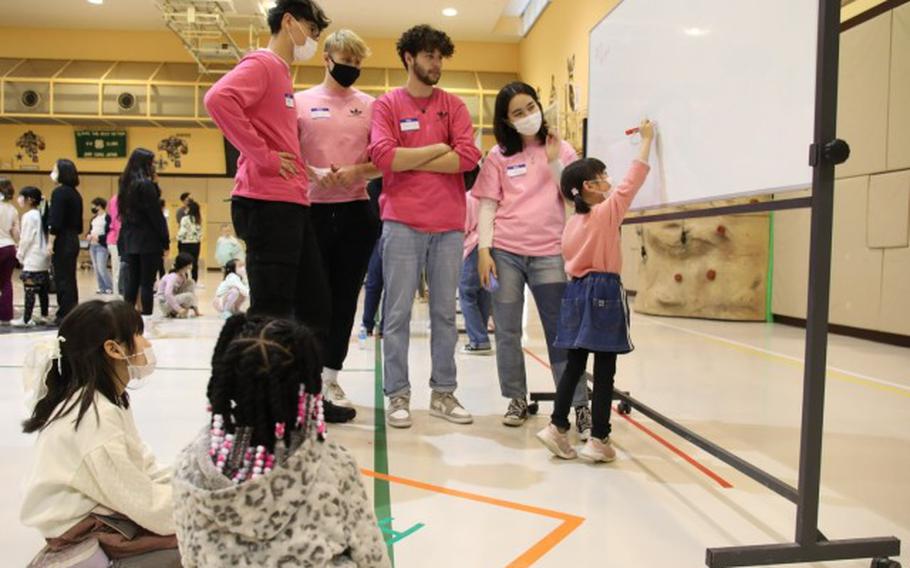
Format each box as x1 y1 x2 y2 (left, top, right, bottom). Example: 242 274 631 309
473 81 592 435
368 25 482 429
296 29 382 410
536 120 654 464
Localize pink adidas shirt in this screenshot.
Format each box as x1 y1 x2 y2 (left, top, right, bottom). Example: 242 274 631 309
472 140 578 257
205 50 308 206
463 193 480 260
369 87 482 233
296 84 374 203
562 160 650 278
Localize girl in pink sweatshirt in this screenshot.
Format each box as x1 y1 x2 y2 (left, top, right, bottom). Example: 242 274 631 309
536 119 654 464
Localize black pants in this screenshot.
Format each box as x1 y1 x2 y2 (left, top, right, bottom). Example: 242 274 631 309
52 233 80 323
178 242 201 281
124 252 161 315
552 349 617 440
231 197 331 341
311 201 380 370
21 271 50 323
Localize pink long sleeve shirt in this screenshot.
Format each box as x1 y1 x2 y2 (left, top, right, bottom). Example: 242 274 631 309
562 160 650 278
368 87 482 233
204 50 309 206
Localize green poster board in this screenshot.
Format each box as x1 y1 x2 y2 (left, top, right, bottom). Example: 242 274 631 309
75 130 127 158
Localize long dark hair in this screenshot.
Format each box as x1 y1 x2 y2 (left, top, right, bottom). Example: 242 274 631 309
55 159 80 189
223 258 239 278
493 81 549 157
22 300 144 434
186 199 202 225
207 315 323 454
118 148 156 221
560 158 607 215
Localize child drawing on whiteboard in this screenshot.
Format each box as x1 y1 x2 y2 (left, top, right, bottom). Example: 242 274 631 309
536 118 654 463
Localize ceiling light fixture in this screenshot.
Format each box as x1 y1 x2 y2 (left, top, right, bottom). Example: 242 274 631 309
442 7 458 17
87 0 104 5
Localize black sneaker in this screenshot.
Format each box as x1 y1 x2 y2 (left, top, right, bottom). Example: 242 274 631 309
324 399 356 423
575 405 592 441
461 344 493 355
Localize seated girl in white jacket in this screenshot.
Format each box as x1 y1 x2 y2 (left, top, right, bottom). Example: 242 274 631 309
20 300 180 567
212 259 249 319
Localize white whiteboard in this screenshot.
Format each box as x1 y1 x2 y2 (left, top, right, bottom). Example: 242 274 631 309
587 0 818 210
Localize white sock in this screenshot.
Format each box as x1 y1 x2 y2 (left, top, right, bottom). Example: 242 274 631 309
322 368 340 386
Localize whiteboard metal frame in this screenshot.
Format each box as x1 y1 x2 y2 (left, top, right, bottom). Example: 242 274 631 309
583 1 903 566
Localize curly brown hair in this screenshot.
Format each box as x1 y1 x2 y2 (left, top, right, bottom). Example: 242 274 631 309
396 24 455 70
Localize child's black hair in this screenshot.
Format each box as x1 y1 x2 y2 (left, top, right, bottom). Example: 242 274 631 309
171 252 194 274
223 258 239 277
267 0 330 35
91 197 108 209
22 300 143 433
396 24 455 70
560 158 608 214
207 315 323 453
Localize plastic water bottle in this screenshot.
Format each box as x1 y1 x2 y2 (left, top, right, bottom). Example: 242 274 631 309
357 325 368 349
484 274 500 292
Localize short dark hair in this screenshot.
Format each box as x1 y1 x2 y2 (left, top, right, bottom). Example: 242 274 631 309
23 300 143 434
172 252 195 273
267 0 330 35
493 82 549 157
396 24 455 70
91 197 107 209
179 192 191 202
56 159 80 188
19 186 43 207
223 258 239 277
0 177 13 201
560 158 607 214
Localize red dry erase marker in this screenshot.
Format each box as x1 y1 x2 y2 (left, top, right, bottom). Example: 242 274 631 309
625 127 640 136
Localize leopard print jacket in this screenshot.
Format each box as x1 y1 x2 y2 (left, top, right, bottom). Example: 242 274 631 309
173 429 391 567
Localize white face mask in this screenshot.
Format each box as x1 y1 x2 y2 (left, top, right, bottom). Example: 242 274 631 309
291 22 318 62
511 111 543 137
50 168 59 183
237 267 247 279
124 346 157 386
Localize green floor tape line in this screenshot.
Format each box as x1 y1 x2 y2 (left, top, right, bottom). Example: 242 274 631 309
373 337 395 565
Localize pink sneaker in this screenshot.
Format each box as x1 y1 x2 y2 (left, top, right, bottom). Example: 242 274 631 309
579 437 617 463
536 424 577 460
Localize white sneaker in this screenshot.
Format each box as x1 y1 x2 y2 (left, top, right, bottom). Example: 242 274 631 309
536 424 578 460
12 318 35 328
324 381 353 409
579 437 617 463
429 391 473 424
387 395 412 429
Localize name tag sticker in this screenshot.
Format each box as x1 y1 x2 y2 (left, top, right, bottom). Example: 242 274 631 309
400 118 420 132
285 95 295 108
506 164 528 178
310 107 331 119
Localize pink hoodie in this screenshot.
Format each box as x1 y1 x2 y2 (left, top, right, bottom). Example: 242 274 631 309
369 87 481 233
204 50 309 206
562 160 650 278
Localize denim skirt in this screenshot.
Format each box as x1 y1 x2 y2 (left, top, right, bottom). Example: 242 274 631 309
554 272 634 353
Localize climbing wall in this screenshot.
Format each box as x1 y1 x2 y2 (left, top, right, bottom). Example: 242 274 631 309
632 207 771 321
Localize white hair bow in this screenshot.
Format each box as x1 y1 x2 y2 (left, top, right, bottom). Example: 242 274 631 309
22 336 66 412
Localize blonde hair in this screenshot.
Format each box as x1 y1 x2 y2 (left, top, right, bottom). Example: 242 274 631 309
323 29 371 61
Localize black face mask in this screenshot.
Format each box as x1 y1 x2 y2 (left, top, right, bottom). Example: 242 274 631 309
329 59 361 88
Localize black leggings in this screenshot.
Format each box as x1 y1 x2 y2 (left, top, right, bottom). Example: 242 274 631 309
124 252 161 315
21 271 50 323
552 349 617 440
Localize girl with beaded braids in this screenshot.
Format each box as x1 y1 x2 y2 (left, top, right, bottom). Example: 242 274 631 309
172 314 390 568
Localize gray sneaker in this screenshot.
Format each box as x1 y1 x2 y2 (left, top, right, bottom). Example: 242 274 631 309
502 398 529 427
429 391 473 424
387 395 412 429
575 405 592 441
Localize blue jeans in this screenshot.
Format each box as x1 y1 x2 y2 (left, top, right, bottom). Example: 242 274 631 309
90 243 113 292
362 239 384 333
458 246 492 348
382 221 463 398
490 249 587 406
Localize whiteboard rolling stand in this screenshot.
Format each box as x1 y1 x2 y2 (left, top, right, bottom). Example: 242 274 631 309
588 1 901 566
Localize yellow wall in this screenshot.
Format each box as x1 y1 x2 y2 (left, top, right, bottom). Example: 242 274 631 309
0 125 226 175
0 27 519 73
